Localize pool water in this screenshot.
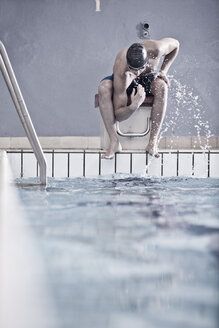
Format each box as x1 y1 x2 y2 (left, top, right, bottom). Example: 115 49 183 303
17 175 219 328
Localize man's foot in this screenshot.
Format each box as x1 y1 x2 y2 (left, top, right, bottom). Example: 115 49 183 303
146 144 160 158
101 141 122 159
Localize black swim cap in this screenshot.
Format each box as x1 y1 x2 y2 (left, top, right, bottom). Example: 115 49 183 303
126 43 147 69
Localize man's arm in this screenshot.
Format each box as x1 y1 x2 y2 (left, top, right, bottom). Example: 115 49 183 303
156 38 180 86
114 86 146 121
159 38 180 73
113 72 145 121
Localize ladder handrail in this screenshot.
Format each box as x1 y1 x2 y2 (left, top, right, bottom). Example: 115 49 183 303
0 41 47 185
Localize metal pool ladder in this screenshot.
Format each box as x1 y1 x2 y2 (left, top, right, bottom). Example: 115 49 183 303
0 41 47 185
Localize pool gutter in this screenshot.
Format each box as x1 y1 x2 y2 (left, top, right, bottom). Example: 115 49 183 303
0 150 57 328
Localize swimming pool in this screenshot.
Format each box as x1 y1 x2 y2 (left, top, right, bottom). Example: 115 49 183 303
17 175 219 328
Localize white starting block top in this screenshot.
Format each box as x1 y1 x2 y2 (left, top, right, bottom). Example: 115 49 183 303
95 94 154 150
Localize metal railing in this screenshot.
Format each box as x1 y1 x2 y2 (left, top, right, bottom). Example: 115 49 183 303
0 41 47 185
116 118 151 137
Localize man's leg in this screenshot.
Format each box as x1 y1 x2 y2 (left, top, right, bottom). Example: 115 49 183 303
98 79 122 159
146 78 168 157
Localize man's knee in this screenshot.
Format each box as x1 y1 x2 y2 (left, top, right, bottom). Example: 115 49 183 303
98 80 113 99
151 78 168 98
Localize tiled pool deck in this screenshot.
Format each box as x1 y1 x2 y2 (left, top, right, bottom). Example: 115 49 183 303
5 150 219 179
1 136 219 178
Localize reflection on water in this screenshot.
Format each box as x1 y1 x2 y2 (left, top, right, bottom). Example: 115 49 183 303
17 176 219 328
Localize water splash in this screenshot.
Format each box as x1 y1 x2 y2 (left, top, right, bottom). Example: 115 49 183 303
142 154 154 177
159 74 212 151
142 75 213 177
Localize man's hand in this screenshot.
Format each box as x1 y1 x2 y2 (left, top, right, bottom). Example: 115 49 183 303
125 71 136 79
125 71 137 88
129 85 146 111
154 71 170 87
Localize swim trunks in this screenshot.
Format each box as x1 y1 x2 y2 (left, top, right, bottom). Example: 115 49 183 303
126 72 155 97
101 74 114 81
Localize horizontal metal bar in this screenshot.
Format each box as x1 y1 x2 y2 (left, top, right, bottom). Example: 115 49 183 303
116 118 151 137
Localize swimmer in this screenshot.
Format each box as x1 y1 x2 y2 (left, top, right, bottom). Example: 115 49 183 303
98 38 180 159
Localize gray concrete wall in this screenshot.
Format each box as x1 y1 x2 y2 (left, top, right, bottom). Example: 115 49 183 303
0 0 218 137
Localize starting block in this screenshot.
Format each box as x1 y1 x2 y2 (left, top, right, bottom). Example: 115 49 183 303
95 94 153 151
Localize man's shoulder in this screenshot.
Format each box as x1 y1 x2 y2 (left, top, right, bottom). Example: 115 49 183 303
142 38 179 47
113 48 127 74
140 39 161 56
115 47 128 61
142 38 179 56
157 37 180 45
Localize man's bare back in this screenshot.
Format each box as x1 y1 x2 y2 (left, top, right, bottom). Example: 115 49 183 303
98 38 180 159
